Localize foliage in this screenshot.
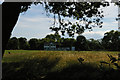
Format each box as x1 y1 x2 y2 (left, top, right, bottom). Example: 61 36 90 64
45 2 109 36
4 1 110 36
6 37 19 50
7 30 120 51
28 38 39 50
45 34 61 42
75 35 88 51
88 38 103 50
78 57 84 64
61 38 76 48
99 53 120 71
102 30 120 51
18 37 30 50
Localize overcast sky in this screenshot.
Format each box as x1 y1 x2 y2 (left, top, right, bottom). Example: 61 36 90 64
9 3 118 40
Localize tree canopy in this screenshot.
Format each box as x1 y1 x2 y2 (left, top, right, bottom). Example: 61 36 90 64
102 30 120 51
19 2 110 36
16 1 120 36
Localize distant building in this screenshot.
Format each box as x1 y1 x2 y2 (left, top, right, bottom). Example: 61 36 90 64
44 42 56 50
57 47 70 51
71 47 75 51
44 42 75 51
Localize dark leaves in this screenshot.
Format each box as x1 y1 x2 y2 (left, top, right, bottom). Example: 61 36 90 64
18 2 110 37
107 54 117 63
78 57 84 64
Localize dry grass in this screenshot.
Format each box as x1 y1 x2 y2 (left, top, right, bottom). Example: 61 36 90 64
3 50 120 69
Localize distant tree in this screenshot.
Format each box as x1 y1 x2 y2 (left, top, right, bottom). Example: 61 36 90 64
88 38 103 51
56 37 64 48
102 30 114 50
44 38 55 43
102 30 120 51
61 38 76 48
18 37 29 50
36 37 56 50
75 35 88 51
6 37 19 50
45 34 61 42
37 39 44 50
28 38 39 50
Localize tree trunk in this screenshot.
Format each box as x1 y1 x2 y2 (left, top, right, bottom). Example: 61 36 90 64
2 2 21 57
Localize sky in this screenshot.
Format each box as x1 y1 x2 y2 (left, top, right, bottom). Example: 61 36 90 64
6 2 118 40
0 0 3 4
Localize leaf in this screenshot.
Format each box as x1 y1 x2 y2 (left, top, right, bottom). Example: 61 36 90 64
78 57 84 64
114 63 120 69
100 61 109 64
107 54 117 63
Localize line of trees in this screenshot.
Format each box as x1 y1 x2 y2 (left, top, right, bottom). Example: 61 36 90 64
6 30 120 51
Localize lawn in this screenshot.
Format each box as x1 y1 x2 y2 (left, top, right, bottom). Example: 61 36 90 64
2 50 120 80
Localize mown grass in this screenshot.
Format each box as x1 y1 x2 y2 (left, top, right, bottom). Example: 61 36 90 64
2 50 120 80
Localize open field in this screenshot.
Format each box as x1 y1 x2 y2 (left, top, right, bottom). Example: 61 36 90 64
2 50 120 80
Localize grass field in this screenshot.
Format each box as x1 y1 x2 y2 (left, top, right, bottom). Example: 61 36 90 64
2 50 120 80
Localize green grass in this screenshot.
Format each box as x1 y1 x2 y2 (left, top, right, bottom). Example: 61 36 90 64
2 50 120 80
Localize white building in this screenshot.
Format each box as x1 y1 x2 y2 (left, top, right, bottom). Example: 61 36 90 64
57 47 70 51
71 47 75 51
44 42 75 51
44 42 56 50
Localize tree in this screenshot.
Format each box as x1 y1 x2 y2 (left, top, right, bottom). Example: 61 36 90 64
75 35 88 51
28 38 39 50
48 2 109 36
45 34 61 42
18 37 29 50
61 38 76 48
2 1 113 56
2 2 32 56
37 39 44 50
88 38 103 51
102 30 120 51
6 37 19 50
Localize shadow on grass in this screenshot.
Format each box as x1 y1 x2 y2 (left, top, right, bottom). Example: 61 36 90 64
45 63 120 80
2 57 61 80
2 58 120 80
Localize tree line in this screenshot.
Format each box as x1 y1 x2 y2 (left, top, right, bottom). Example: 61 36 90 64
6 30 120 51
